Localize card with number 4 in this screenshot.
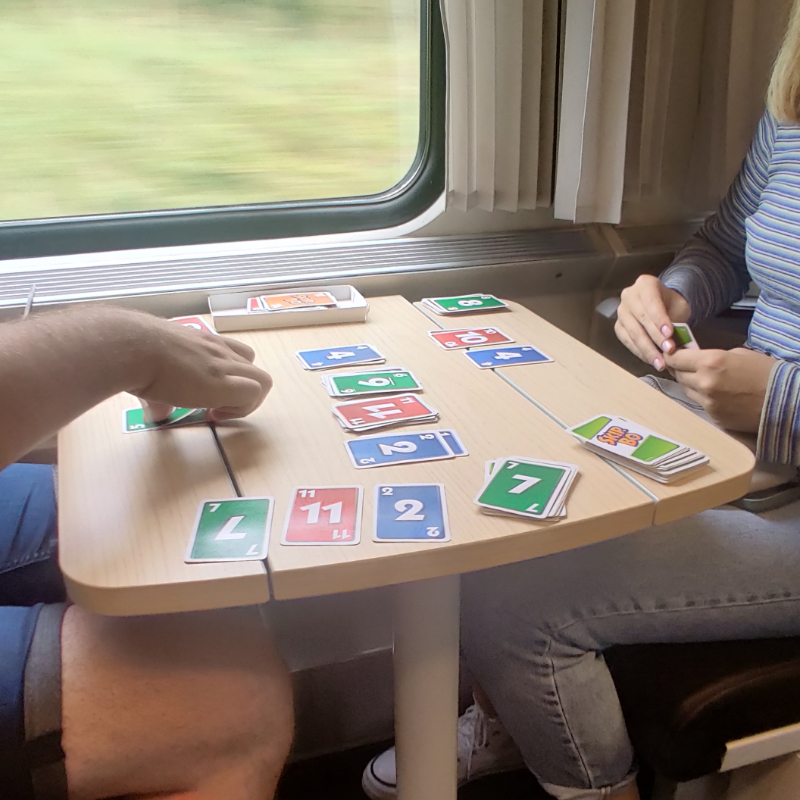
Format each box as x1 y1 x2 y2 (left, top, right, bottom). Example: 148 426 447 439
186 498 273 563
465 345 552 369
374 484 449 542
282 486 362 546
296 344 386 371
428 327 514 350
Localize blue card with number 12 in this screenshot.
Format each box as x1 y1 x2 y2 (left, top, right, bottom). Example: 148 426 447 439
374 484 449 542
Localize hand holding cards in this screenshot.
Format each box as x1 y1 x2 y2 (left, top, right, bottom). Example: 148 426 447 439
568 415 709 483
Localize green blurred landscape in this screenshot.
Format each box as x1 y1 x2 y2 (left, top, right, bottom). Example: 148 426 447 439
0 0 420 221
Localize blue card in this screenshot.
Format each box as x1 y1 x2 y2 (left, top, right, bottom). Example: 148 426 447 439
345 431 453 469
295 344 385 371
373 484 449 542
438 429 468 457
464 345 553 369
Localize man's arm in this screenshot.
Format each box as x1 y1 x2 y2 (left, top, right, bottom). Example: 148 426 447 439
0 305 272 470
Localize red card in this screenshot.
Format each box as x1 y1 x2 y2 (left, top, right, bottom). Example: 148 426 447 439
282 486 362 545
247 296 266 313
262 292 336 311
171 316 217 335
429 327 514 350
333 394 437 430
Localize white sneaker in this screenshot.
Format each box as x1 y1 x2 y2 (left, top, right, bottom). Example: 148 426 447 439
361 703 525 800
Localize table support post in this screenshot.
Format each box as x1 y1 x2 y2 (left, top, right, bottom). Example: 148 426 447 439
393 574 460 800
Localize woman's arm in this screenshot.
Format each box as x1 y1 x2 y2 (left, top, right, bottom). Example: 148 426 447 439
660 111 778 324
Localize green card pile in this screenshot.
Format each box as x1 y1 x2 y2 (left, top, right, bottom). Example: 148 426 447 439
475 457 579 520
421 293 508 315
321 367 423 397
567 414 709 483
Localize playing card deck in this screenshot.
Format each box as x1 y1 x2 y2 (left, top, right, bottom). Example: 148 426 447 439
123 406 206 433
672 323 699 350
475 457 578 520
464 345 552 369
421 294 509 315
333 394 439 433
247 291 338 313
296 344 386 371
344 429 466 468
567 415 709 483
428 327 514 350
373 484 450 542
322 368 422 397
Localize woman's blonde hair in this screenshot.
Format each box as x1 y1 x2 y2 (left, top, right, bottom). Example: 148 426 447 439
769 0 800 123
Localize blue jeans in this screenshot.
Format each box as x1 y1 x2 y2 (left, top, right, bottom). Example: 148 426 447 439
461 501 800 799
0 464 65 799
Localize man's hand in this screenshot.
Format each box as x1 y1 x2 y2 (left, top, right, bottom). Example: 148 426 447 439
126 318 272 422
615 275 692 371
665 347 776 432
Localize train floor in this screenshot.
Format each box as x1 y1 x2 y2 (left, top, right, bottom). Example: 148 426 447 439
276 740 550 800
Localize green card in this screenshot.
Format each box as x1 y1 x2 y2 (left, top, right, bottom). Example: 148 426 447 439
123 406 205 433
431 294 507 313
476 459 569 518
186 498 273 563
569 415 613 440
330 369 421 396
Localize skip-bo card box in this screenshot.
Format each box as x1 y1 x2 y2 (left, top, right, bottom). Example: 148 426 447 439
209 284 369 332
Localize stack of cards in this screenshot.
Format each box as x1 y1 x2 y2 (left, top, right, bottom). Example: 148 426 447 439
296 344 386 371
322 367 422 397
345 429 467 468
567 415 709 483
475 457 578 520
428 327 514 350
333 394 439 433
672 322 699 350
421 294 509 315
123 406 206 433
248 291 337 313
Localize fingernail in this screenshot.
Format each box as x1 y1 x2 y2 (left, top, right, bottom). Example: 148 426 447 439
661 340 671 352
661 325 671 336
653 358 664 371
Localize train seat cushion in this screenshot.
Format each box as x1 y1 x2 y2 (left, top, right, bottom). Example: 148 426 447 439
604 639 800 782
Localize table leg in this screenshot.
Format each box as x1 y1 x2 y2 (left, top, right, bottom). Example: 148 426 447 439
393 575 460 800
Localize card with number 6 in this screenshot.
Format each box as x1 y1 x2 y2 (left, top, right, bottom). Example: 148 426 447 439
282 486 362 546
374 484 449 542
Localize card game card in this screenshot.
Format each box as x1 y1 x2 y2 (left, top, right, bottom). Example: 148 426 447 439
672 323 699 350
247 296 266 313
345 431 453 468
422 294 508 315
568 415 682 464
373 484 449 542
282 486 362 546
475 458 576 519
123 407 206 433
325 369 422 397
171 316 218 335
186 498 273 562
262 292 337 311
428 327 514 350
464 345 553 369
438 429 468 456
333 394 438 432
296 344 386 371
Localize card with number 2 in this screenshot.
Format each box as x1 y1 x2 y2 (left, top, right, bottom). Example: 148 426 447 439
373 484 449 542
282 486 363 546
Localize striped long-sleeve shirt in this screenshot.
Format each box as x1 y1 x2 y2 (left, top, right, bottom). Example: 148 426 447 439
661 110 800 465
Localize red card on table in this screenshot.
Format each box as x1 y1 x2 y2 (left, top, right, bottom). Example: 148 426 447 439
171 316 218 335
428 327 514 350
282 486 363 545
333 394 437 430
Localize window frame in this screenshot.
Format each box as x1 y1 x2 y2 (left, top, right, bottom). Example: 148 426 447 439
0 0 445 261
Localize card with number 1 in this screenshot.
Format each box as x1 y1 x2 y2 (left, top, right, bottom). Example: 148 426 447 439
281 486 363 546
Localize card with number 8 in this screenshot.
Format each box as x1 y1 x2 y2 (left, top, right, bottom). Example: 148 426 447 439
374 484 449 542
282 486 362 546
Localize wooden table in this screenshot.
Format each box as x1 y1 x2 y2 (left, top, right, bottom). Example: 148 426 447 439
58 295 755 800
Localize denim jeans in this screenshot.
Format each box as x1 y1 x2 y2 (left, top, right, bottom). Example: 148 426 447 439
461 500 800 799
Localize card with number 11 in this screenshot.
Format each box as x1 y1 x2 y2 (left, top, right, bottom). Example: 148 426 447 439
281 486 363 545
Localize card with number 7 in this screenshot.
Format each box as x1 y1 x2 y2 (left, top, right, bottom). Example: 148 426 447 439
282 486 363 545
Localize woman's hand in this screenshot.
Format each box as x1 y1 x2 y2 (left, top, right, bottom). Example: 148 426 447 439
615 275 692 370
665 347 776 432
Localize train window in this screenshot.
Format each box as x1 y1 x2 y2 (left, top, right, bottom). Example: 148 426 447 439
0 0 444 259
